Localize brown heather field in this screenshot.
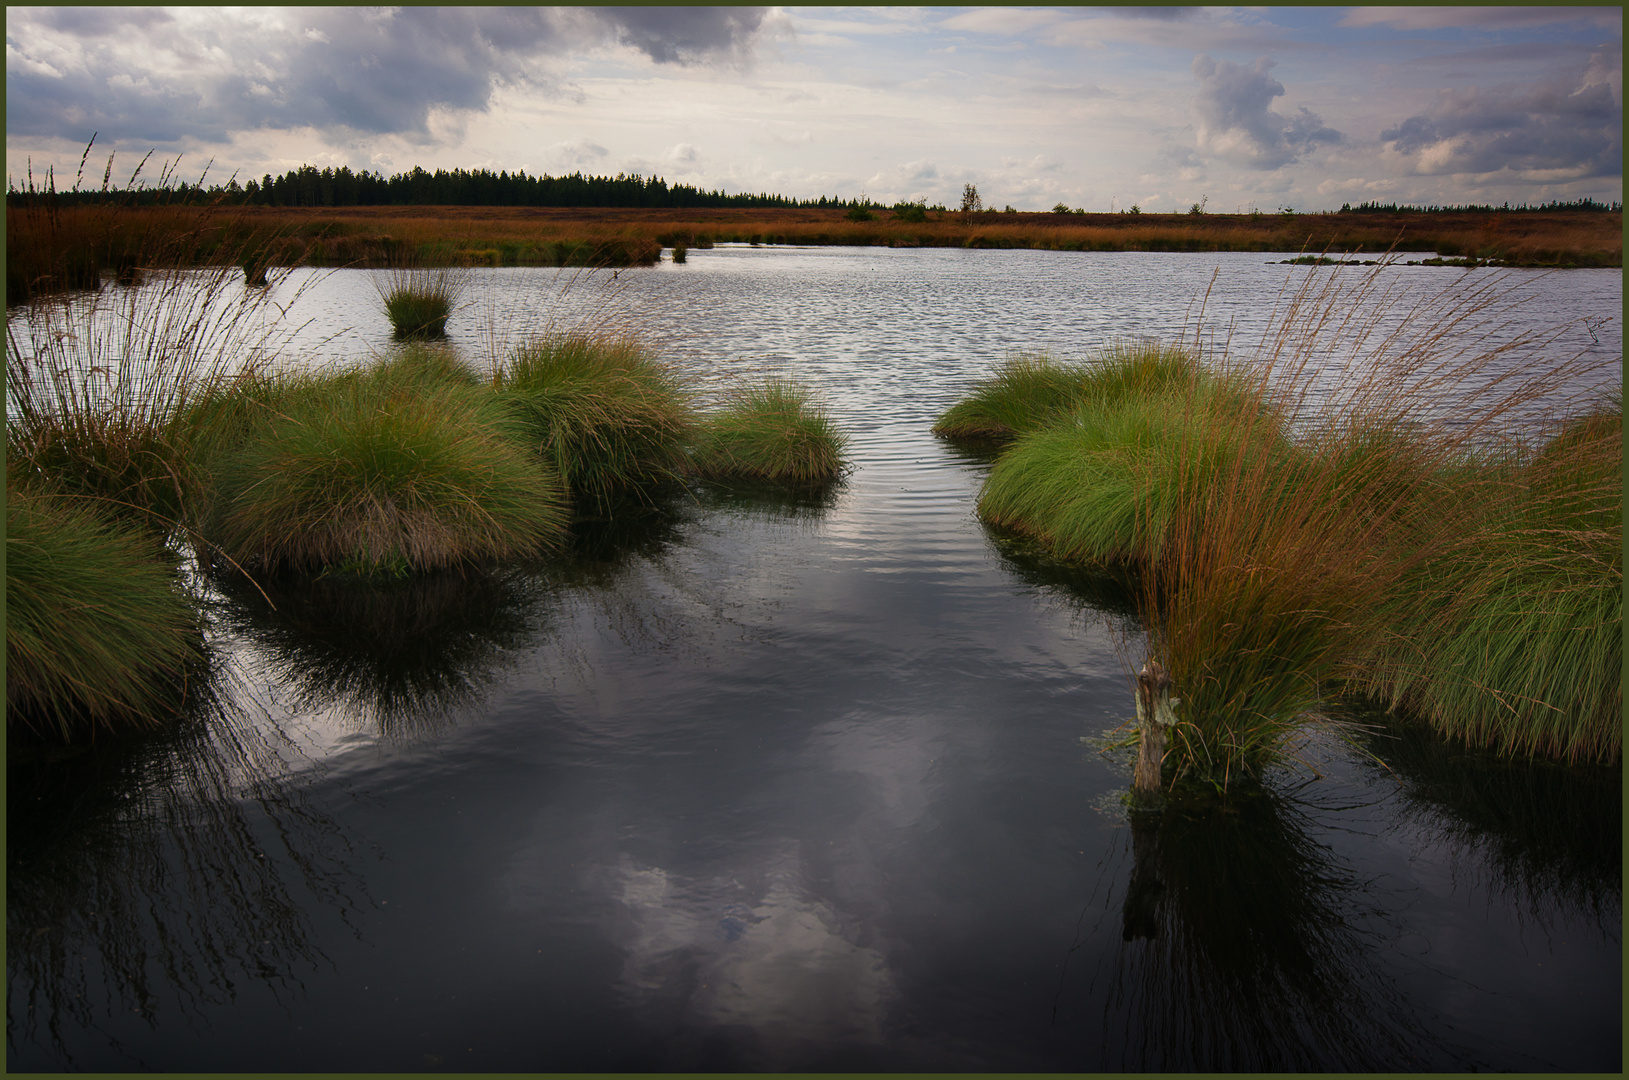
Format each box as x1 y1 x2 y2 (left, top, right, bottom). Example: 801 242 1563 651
237 204 1625 266
6 201 1621 303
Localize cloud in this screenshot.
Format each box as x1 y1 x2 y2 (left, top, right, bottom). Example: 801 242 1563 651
593 6 770 65
1044 9 1316 55
545 139 611 169
1190 55 1342 170
4 7 773 147
1380 45 1622 179
938 8 1066 36
1339 7 1621 33
1315 176 1402 197
860 159 942 202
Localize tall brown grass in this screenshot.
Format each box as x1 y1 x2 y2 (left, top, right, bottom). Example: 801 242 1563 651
1135 261 1619 779
6 230 314 530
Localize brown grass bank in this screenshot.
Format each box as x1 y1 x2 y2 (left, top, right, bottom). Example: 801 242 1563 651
9 203 1621 292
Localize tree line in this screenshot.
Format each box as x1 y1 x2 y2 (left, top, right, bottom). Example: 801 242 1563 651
8 161 870 211
1339 198 1622 213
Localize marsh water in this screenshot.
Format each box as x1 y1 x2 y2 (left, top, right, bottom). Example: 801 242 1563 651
7 249 1622 1071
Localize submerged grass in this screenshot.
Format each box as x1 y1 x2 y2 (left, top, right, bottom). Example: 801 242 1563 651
493 332 696 511
6 486 204 737
691 378 848 485
199 348 569 575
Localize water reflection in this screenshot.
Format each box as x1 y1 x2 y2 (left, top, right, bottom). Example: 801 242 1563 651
690 477 846 523
983 524 1143 625
1367 717 1622 937
612 843 892 1071
6 673 369 1069
557 495 698 586
1088 786 1453 1071
217 566 556 737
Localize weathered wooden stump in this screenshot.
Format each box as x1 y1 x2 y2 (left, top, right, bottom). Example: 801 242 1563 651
1132 660 1175 802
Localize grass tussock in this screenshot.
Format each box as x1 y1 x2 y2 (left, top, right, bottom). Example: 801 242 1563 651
933 342 1211 443
199 350 569 575
377 266 466 339
961 263 1620 776
1350 400 1622 762
975 375 1286 566
691 378 848 485
6 487 204 737
7 246 313 536
493 332 696 510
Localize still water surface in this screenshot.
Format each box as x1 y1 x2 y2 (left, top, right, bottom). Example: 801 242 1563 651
7 249 1621 1070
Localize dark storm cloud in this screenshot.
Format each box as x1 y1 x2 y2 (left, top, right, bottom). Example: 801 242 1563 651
1381 46 1622 178
1190 55 1342 170
593 7 769 65
5 7 770 145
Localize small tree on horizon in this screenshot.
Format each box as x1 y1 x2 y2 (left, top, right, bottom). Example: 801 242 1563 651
960 182 983 220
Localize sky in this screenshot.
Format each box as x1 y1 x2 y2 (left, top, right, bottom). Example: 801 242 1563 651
5 6 1622 212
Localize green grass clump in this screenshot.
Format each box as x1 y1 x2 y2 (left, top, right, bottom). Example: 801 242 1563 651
1352 403 1622 763
6 487 204 737
963 262 1620 773
5 410 194 532
933 342 1209 443
378 267 465 339
200 353 568 575
494 332 696 511
691 379 848 485
976 381 1286 566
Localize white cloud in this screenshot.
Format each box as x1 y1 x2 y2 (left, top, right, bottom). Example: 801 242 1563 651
1190 55 1342 170
938 7 1067 36
1339 7 1622 33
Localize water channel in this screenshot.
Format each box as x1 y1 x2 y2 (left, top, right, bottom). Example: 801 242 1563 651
7 248 1622 1070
